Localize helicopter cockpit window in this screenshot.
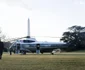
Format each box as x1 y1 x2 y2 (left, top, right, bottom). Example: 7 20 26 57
23 40 35 43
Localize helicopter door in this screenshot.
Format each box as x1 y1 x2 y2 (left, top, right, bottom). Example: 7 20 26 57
16 44 20 54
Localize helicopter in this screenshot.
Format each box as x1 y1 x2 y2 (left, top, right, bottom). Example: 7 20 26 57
9 36 67 55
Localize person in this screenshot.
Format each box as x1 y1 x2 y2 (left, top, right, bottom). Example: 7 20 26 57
36 44 40 54
9 48 12 55
0 40 4 59
16 44 20 54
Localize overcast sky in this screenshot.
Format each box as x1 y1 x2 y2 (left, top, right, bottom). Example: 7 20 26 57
0 0 85 42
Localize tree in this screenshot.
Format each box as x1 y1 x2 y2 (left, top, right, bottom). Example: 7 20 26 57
0 28 6 41
60 25 85 51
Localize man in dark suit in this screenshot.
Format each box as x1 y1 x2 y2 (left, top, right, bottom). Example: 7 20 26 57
0 40 4 59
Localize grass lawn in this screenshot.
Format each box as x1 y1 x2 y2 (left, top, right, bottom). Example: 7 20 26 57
0 53 85 70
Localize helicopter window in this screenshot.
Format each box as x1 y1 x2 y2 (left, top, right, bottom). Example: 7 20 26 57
22 44 30 48
23 40 35 43
40 44 51 47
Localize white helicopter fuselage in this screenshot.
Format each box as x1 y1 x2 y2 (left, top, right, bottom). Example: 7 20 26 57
9 38 67 54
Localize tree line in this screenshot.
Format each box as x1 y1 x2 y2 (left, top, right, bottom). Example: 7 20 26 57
60 25 85 51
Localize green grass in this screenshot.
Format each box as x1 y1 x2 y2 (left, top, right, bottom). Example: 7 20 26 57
0 53 85 70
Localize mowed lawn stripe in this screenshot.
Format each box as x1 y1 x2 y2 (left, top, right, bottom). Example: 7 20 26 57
0 53 85 70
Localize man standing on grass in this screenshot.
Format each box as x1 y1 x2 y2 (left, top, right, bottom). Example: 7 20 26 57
0 39 4 59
